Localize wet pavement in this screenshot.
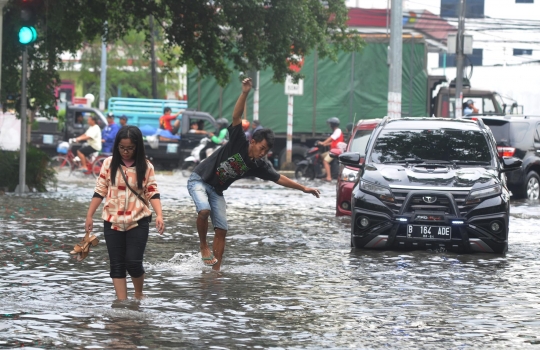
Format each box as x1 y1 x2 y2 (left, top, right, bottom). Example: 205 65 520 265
1 172 540 349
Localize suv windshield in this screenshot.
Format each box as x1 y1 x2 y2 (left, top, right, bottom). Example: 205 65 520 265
349 129 373 154
371 128 492 163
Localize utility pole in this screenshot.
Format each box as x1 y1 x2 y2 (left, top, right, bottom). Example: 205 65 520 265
149 15 158 99
387 0 403 119
253 71 259 121
454 0 466 119
99 22 108 111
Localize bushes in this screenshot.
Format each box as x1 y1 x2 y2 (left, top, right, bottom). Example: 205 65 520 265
0 147 56 192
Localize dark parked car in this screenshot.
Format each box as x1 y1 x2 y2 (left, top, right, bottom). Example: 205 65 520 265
335 119 381 216
475 116 540 200
339 117 522 254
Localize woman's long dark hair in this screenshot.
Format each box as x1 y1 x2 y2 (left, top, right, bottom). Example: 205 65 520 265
110 126 148 189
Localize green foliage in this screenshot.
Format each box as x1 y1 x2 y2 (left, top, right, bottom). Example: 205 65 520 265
0 147 56 192
1 0 363 112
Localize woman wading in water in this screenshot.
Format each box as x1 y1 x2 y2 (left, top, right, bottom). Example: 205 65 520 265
84 126 165 300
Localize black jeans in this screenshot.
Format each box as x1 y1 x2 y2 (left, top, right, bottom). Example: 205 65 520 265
104 217 150 279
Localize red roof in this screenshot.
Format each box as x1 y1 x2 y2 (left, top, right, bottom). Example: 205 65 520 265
412 10 456 41
347 8 389 28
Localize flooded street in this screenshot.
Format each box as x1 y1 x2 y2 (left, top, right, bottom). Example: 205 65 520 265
1 172 540 349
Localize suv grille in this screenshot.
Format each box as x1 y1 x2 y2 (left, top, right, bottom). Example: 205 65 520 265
384 188 473 216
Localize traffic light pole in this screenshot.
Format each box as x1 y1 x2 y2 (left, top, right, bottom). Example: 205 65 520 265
17 46 29 194
387 0 403 119
454 0 466 119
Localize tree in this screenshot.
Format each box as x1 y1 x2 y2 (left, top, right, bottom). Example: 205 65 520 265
1 0 363 116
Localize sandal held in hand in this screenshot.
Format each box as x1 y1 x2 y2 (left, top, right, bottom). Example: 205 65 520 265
70 231 99 262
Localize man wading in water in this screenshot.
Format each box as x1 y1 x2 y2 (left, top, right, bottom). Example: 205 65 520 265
187 78 321 270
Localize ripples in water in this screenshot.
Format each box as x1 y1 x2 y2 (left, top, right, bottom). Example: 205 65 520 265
1 174 540 348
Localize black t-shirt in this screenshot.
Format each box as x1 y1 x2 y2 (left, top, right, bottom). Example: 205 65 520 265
193 123 280 195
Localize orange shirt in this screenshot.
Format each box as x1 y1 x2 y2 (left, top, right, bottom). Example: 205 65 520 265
159 114 178 131
94 157 159 231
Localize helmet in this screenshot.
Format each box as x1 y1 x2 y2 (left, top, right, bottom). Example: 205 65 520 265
216 118 229 128
242 119 250 132
466 99 474 106
327 117 340 128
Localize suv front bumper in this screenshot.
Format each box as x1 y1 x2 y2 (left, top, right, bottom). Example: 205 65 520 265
351 190 509 254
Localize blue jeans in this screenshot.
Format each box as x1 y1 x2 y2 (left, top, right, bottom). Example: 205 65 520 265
104 217 150 279
187 172 228 230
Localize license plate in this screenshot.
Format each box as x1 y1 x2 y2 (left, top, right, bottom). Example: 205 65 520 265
406 225 451 239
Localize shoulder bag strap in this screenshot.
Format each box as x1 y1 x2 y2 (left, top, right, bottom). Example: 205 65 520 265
119 167 149 207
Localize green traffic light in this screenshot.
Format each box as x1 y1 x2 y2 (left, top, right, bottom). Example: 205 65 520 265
18 26 37 45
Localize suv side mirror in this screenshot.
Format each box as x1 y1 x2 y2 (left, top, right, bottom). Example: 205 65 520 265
339 152 365 167
501 156 522 172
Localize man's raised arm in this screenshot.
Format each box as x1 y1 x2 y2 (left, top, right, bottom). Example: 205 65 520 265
232 78 253 126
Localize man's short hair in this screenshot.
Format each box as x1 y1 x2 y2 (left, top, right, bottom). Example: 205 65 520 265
90 115 99 122
163 107 172 113
252 128 274 149
252 120 261 127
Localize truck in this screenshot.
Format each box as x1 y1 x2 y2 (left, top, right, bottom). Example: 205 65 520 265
188 34 512 168
31 100 219 170
107 97 219 169
31 105 108 157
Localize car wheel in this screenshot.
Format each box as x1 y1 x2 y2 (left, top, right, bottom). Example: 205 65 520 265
525 171 540 200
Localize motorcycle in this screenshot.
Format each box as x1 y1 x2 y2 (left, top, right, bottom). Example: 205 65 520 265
181 137 222 177
294 143 343 181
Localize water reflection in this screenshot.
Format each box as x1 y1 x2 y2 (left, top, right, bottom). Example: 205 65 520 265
0 174 540 347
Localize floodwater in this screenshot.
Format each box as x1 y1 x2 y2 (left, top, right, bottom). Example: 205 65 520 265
1 172 540 349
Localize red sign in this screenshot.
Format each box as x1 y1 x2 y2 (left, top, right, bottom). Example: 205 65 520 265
73 97 88 105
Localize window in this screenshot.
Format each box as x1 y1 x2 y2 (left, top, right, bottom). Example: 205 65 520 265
534 124 540 143
439 49 483 67
370 129 492 164
513 49 533 56
516 0 534 3
441 0 485 18
349 130 373 154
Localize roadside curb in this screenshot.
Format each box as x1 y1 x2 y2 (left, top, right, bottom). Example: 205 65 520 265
278 170 295 178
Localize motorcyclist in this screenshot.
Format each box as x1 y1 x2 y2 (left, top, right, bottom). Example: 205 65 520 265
199 118 229 160
316 117 343 182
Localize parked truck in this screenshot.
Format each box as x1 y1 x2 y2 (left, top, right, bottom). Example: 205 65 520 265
188 34 512 168
30 105 108 157
31 99 219 170
108 97 219 169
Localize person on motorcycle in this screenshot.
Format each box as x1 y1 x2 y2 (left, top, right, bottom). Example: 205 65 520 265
199 118 229 160
187 78 320 271
317 117 344 182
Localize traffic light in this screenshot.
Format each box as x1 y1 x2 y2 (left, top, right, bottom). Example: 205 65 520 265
18 0 38 45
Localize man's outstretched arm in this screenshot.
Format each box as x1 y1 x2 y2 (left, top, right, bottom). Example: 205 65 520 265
232 78 252 127
277 175 320 198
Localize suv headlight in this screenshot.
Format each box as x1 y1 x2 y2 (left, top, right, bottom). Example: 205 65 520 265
466 184 502 204
359 180 395 202
341 167 358 182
